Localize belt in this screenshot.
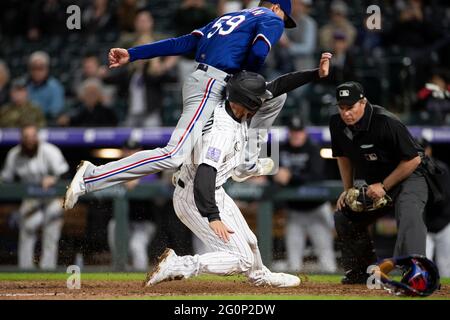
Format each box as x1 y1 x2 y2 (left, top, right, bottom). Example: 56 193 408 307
196 63 231 82
177 178 221 190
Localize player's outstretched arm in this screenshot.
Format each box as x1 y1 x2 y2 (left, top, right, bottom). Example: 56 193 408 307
266 52 332 98
113 34 200 68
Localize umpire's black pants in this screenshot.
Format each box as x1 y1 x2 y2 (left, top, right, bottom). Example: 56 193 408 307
334 171 428 274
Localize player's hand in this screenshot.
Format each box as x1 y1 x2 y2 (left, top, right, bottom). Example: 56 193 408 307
366 183 386 201
318 52 332 78
42 176 57 191
336 190 347 211
209 220 234 243
108 48 130 68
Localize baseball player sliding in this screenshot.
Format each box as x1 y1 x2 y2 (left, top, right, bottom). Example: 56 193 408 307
64 1 297 210
145 54 331 287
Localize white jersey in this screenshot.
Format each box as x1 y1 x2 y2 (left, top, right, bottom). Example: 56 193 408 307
1 141 69 184
178 101 248 188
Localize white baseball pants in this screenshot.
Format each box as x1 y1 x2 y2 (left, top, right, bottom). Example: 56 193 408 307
426 223 450 277
18 198 64 270
170 183 264 278
108 219 157 271
285 202 337 273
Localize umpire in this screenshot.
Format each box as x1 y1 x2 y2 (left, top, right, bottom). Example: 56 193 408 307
330 81 429 284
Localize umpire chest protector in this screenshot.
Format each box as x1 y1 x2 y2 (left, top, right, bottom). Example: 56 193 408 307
330 103 424 185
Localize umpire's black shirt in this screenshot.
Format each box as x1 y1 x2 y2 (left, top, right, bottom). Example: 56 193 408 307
330 102 423 184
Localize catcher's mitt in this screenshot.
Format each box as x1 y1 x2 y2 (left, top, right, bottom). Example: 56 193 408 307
344 185 393 212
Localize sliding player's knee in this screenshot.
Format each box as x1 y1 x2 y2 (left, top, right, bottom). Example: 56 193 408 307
238 250 255 272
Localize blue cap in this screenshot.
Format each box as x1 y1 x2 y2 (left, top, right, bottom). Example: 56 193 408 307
267 0 297 28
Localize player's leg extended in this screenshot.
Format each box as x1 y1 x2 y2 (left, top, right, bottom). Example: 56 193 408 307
145 186 256 286
83 73 225 192
64 71 227 209
233 94 287 180
221 192 301 287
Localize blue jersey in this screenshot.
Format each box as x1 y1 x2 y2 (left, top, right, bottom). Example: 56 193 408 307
191 8 284 73
127 8 284 73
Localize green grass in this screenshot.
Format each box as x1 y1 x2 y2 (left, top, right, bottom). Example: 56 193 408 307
0 273 449 285
1 273 448 300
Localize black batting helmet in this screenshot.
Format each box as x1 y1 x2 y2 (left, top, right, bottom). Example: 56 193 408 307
226 71 273 112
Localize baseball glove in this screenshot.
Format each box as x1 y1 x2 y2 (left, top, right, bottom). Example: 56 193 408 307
344 185 393 212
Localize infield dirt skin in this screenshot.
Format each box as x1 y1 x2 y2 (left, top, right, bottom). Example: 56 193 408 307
0 279 449 300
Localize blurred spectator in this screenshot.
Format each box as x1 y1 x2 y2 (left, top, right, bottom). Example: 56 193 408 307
71 53 108 97
280 0 317 71
418 139 450 278
174 0 217 80
0 1 31 36
26 51 65 122
273 117 336 273
117 0 140 33
1 124 68 270
319 0 357 51
0 78 46 128
322 31 356 86
117 9 172 51
28 0 68 41
386 0 441 89
82 0 117 35
0 60 10 106
57 78 117 127
415 71 450 124
107 138 157 271
125 43 178 127
114 10 178 127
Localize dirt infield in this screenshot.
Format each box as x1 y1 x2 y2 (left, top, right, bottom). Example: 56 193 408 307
0 278 449 300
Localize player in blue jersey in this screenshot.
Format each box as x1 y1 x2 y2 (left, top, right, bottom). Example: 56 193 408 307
64 0 297 210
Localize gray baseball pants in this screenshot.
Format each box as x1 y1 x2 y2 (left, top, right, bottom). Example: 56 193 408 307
83 65 286 192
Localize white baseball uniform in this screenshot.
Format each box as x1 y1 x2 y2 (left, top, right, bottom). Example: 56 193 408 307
1 141 68 270
166 101 269 280
426 223 450 277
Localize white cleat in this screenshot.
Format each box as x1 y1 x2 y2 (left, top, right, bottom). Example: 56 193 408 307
264 272 301 287
63 160 91 210
144 248 180 287
249 267 301 288
232 158 274 182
